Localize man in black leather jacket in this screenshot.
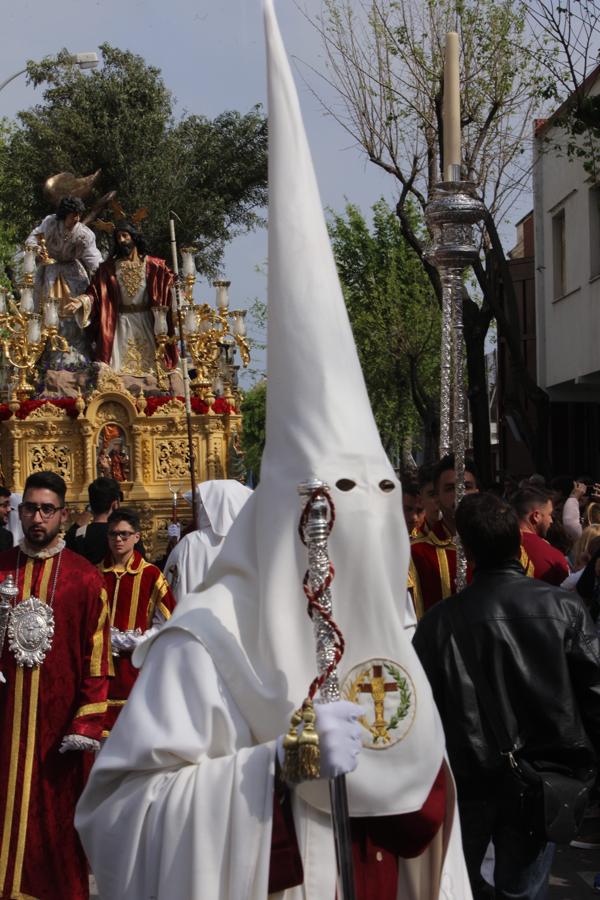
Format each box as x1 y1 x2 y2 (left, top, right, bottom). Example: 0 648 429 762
413 492 600 900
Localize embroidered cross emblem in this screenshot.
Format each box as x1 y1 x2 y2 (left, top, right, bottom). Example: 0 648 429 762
358 665 398 742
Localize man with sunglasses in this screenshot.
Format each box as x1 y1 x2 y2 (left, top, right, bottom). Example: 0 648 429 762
0 470 110 900
100 507 176 735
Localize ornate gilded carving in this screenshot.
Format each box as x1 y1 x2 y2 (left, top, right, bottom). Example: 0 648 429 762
29 444 72 480
91 369 126 396
152 398 185 418
96 402 129 426
155 439 193 480
26 404 68 421
0 392 242 555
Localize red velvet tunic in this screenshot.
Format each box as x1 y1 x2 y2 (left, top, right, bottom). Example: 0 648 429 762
84 255 178 369
100 550 176 733
410 523 533 617
410 521 464 616
0 547 110 900
520 530 569 586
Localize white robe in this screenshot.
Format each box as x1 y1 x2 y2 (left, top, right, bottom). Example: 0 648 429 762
76 4 473 897
163 529 224 600
76 627 471 900
164 481 254 601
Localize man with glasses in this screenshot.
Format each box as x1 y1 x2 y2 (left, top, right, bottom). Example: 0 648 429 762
65 476 145 565
0 485 14 551
100 507 176 734
0 470 110 900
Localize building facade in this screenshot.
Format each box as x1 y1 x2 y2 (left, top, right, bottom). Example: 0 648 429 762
533 66 600 476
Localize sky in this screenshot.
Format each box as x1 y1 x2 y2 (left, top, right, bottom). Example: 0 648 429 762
1 0 395 382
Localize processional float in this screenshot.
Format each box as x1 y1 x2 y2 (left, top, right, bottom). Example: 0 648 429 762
0 181 251 559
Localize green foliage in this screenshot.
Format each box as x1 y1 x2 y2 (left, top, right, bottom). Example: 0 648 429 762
241 380 267 483
0 121 18 287
237 202 439 477
320 0 540 222
328 199 440 461
0 45 267 273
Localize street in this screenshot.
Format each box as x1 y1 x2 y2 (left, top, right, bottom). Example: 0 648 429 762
89 839 600 898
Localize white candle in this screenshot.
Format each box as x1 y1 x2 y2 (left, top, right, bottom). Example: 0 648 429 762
43 299 59 328
181 250 196 278
20 288 34 314
232 311 247 337
183 306 198 335
153 306 168 336
443 32 461 180
214 280 230 311
27 315 41 343
23 248 36 275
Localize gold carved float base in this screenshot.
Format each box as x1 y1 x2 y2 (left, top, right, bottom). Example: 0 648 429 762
0 371 243 561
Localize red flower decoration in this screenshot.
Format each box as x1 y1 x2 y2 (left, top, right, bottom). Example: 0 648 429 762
211 396 236 415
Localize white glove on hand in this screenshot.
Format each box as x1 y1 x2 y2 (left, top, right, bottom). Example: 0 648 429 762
315 700 364 779
276 699 363 782
167 522 181 540
59 734 101 753
111 626 143 655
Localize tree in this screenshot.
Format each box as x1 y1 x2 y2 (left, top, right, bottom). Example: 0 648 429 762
241 380 267 484
328 199 440 462
0 45 268 274
304 0 553 481
0 122 18 287
239 201 440 476
526 0 600 182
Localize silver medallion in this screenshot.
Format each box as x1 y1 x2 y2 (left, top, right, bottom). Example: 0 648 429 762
8 597 55 667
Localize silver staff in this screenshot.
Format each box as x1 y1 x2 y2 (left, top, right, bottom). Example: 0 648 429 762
0 574 18 661
426 174 484 589
298 477 356 900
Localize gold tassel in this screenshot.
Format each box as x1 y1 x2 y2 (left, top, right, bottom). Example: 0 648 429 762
298 699 320 780
281 707 303 783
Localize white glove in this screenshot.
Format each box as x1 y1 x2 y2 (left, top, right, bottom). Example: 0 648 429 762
167 522 181 540
59 734 101 753
277 699 363 781
0 671 6 684
111 626 143 655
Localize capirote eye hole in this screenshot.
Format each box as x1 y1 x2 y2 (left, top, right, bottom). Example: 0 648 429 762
336 478 356 492
379 480 396 492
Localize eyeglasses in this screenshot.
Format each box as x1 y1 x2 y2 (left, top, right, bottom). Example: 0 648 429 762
107 530 137 540
20 502 64 520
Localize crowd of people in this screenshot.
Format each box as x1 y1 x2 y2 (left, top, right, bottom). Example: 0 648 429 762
0 470 250 899
400 457 600 896
2 459 600 898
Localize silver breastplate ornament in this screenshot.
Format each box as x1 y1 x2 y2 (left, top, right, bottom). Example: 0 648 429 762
0 551 62 668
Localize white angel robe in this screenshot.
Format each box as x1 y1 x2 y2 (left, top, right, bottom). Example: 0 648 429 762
25 214 102 370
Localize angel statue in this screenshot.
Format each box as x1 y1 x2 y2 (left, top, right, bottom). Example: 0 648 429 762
22 171 110 396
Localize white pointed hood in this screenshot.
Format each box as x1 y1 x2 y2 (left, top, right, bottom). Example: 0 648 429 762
148 0 445 817
184 479 253 534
